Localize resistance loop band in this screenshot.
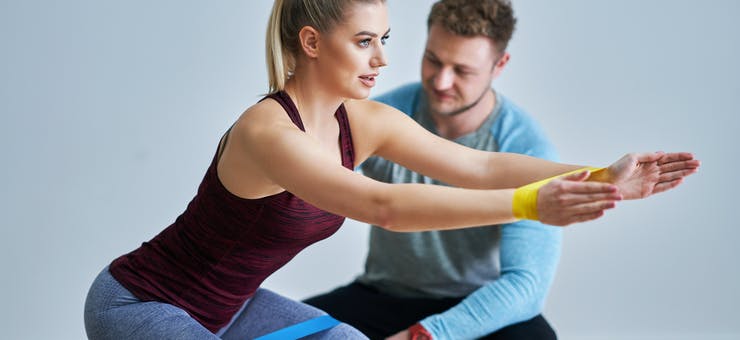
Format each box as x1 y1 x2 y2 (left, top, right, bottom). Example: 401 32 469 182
254 315 341 340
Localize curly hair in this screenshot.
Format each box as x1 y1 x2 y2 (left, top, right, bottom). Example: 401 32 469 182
427 0 517 53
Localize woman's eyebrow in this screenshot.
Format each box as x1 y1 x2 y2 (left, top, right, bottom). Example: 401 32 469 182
354 28 391 37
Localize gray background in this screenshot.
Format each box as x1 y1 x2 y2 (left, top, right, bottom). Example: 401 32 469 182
2 1 737 339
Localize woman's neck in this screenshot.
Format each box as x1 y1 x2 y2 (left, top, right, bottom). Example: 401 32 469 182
283 76 345 133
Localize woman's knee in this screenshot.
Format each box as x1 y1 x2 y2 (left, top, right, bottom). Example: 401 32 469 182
84 269 117 338
251 288 327 319
246 289 368 339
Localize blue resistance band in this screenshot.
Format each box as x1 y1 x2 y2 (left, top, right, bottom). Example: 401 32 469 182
254 315 340 340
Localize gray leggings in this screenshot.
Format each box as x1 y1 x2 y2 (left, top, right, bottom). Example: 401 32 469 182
84 267 367 339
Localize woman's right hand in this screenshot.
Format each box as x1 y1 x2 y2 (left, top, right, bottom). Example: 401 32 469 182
537 170 623 226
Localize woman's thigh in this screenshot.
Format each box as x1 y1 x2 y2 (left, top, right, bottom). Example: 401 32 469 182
85 267 366 339
220 288 368 340
84 267 217 340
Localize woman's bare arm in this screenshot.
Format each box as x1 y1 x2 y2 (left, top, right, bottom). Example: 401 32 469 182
223 102 619 231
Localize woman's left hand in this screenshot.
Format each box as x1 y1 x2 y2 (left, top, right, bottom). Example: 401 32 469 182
597 152 700 200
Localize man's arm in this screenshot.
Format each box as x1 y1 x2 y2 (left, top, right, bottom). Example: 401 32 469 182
420 221 561 339
386 96 561 340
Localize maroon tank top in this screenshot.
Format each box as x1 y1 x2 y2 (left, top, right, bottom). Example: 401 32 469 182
109 91 356 332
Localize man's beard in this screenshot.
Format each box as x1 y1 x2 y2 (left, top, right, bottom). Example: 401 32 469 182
433 86 490 116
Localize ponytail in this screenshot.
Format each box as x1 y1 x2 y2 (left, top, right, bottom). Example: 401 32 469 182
266 0 292 93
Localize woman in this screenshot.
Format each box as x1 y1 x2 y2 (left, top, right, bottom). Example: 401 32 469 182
84 0 699 339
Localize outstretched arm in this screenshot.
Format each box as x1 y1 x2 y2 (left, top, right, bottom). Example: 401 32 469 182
230 101 619 230
350 100 700 195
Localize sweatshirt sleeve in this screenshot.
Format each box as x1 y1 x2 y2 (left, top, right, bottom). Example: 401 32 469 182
420 221 562 339
421 97 562 339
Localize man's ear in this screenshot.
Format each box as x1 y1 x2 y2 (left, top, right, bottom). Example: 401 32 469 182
298 26 320 59
492 51 510 79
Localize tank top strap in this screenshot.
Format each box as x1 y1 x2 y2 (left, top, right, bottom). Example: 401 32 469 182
262 91 355 169
334 103 355 170
263 91 305 131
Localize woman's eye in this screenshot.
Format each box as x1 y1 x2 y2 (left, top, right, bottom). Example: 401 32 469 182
359 39 371 48
380 35 389 45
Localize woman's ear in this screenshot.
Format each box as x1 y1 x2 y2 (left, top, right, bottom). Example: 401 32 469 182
298 26 320 59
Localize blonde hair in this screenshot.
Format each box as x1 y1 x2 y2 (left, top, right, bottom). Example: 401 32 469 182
265 0 385 93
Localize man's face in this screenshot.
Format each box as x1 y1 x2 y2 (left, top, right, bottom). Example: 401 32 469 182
421 23 506 116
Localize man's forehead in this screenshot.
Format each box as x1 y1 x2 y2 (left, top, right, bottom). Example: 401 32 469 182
426 31 497 66
427 25 495 49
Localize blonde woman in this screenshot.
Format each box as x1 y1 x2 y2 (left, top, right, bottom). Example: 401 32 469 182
83 0 698 339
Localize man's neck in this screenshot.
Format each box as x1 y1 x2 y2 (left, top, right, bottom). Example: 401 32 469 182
431 89 496 140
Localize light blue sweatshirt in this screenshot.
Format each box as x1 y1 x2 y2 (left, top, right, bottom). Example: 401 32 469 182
358 83 562 340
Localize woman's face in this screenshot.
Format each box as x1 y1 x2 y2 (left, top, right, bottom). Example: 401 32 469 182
315 1 389 100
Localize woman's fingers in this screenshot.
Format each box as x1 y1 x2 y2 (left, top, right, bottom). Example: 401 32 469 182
657 152 695 165
658 159 701 172
539 199 616 226
567 210 607 225
559 191 623 205
538 179 621 226
652 178 684 194
658 167 698 183
569 199 618 215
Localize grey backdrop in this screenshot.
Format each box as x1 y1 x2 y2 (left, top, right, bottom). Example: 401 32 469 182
2 1 738 339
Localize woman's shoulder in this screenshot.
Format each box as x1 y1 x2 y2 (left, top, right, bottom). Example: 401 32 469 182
229 97 297 140
242 96 283 118
344 98 398 117
239 96 292 123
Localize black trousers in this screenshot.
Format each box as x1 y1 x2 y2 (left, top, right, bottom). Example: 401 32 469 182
304 281 557 340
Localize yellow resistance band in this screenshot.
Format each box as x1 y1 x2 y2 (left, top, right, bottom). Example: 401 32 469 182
512 167 605 221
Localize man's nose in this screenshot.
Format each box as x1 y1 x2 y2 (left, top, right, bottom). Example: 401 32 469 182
433 67 454 90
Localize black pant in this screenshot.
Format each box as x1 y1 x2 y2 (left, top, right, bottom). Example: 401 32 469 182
304 281 557 340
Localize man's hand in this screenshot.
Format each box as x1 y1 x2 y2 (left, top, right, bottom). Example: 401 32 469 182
386 330 410 340
387 323 432 340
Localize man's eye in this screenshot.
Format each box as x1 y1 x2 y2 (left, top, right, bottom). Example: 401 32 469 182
456 69 473 76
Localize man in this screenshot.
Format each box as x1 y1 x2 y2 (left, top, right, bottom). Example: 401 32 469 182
305 0 560 339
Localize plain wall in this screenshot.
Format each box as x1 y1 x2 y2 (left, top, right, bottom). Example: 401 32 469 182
1 1 738 339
